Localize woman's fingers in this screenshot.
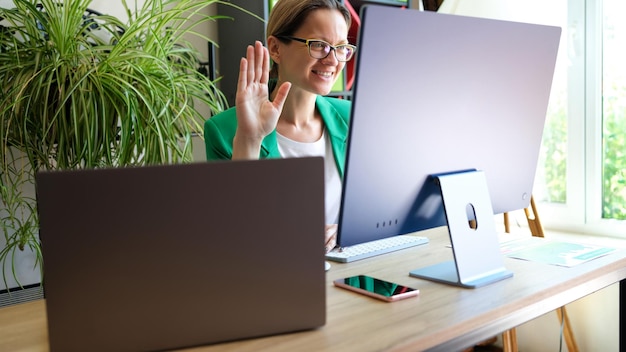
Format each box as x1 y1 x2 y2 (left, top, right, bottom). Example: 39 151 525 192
246 44 255 87
237 56 248 94
239 41 271 91
325 224 338 252
261 42 270 85
254 41 266 84
272 82 291 111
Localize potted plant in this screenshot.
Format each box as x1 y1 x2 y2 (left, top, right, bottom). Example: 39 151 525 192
0 0 238 289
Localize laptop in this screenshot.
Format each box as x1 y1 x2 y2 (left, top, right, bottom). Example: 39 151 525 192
36 157 326 352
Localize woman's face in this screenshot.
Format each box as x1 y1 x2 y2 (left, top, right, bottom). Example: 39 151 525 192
272 9 350 96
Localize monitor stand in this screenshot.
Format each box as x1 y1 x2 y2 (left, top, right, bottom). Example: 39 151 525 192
409 170 513 288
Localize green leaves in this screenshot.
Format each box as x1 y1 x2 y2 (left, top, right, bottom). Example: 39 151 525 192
0 0 231 287
2 0 227 169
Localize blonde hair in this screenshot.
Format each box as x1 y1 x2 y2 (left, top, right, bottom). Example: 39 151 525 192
267 0 351 79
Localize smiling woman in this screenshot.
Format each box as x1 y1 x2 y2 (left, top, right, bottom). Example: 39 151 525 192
204 0 354 254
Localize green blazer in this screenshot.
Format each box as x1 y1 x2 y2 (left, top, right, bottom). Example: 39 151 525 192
204 96 351 177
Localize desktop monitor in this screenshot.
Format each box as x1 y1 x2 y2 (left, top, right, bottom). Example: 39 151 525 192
337 6 561 248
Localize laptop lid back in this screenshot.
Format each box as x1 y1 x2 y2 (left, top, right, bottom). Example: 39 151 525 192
36 157 326 352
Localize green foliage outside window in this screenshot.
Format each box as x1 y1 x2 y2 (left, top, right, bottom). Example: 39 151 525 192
540 87 626 221
539 0 626 221
602 85 626 220
539 95 568 204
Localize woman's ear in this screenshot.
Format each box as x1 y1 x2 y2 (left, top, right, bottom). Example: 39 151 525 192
267 36 281 64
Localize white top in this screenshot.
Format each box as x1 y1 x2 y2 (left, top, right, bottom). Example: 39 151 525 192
276 130 342 224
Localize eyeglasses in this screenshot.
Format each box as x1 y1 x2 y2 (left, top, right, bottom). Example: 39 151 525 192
277 36 357 62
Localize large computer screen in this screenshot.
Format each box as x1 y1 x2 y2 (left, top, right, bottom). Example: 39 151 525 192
337 6 561 247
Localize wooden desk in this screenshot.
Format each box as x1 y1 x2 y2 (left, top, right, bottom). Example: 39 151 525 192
1 227 625 352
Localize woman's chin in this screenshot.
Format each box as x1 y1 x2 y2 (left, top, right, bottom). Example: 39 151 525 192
315 84 336 97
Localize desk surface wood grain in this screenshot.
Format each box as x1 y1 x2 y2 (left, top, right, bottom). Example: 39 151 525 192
2 227 625 352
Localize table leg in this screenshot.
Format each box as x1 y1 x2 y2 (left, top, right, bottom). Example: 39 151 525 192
619 280 626 352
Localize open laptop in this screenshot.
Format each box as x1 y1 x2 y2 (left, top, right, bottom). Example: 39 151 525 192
36 157 326 352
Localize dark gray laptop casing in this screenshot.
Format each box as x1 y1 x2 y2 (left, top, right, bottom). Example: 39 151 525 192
36 157 326 352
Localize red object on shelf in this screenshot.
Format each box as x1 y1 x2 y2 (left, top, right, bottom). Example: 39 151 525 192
344 0 360 91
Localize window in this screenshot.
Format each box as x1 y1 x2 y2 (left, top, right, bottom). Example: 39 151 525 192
535 0 626 236
601 0 626 221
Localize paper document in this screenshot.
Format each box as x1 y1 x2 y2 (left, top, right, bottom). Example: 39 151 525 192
501 237 616 267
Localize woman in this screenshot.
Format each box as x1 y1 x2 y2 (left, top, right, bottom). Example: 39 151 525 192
204 0 355 252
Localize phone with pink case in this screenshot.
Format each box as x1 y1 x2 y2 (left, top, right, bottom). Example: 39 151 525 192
333 275 419 302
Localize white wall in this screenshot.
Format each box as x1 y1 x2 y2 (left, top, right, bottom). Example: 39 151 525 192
514 283 619 351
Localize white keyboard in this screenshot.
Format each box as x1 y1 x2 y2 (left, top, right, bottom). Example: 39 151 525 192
326 235 429 263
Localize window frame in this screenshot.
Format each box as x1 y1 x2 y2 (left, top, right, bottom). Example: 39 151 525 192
537 0 626 237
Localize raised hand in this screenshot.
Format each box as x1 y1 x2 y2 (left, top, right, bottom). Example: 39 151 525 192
325 224 338 253
232 41 291 159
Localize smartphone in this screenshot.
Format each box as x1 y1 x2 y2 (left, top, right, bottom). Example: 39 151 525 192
333 275 419 302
